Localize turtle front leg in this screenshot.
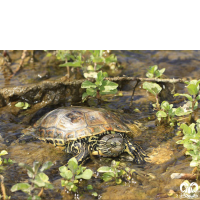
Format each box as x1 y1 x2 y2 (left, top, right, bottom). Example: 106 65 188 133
65 141 90 164
124 137 147 164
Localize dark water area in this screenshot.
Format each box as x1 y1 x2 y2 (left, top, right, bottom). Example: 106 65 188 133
0 50 200 199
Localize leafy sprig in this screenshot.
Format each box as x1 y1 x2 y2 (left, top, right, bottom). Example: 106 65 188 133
11 161 54 200
81 71 118 102
59 157 94 194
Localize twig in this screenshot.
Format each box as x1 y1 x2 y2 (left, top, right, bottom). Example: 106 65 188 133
105 77 184 83
129 79 140 106
171 173 197 180
3 50 12 62
0 175 6 200
38 187 44 197
1 50 13 76
10 50 27 78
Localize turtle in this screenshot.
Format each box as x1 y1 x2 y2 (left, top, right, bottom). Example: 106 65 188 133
25 107 147 164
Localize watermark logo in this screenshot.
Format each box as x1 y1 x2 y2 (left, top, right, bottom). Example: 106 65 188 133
180 181 198 199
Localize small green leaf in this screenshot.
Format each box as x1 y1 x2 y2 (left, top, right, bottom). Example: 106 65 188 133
175 107 192 116
82 92 89 101
15 102 24 108
102 172 115 182
176 140 184 144
59 166 68 173
158 68 165 76
146 72 153 78
146 65 158 77
23 102 30 109
71 184 78 192
68 157 78 174
3 158 7 164
100 80 118 92
86 88 97 97
81 80 96 89
157 117 161 122
161 101 170 111
180 123 192 135
84 72 98 79
152 103 157 108
96 71 104 86
190 160 200 167
87 185 93 190
96 64 102 70
100 89 118 95
60 170 73 180
0 150 8 156
102 72 108 78
118 169 126 176
46 53 52 57
174 93 193 101
156 111 167 118
92 192 98 197
11 183 31 193
116 178 122 184
91 56 105 63
143 82 162 96
31 173 49 187
196 95 200 100
97 166 113 173
105 54 117 64
60 61 83 67
194 101 198 110
61 180 68 187
40 161 53 172
187 84 199 95
33 161 41 174
75 169 93 180
37 172 49 182
73 180 78 183
32 178 45 187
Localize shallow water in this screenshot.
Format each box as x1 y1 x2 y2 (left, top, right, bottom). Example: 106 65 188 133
1 50 200 199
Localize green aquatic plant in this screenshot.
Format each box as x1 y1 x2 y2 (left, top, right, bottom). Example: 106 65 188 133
146 65 165 78
15 102 30 109
11 161 54 200
176 120 200 169
97 160 134 185
56 50 117 70
143 81 162 110
81 71 118 102
0 150 13 171
58 50 84 68
143 78 200 126
59 157 93 193
0 150 13 200
86 185 98 197
156 101 177 126
174 80 200 117
0 150 8 167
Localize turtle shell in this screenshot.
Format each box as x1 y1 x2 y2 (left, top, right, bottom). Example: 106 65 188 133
34 107 131 145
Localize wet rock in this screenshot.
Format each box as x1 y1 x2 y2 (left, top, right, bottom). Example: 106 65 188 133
101 185 148 200
36 70 50 80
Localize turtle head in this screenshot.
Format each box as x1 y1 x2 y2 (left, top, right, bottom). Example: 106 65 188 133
98 134 124 157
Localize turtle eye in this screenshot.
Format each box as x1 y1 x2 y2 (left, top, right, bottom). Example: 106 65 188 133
72 148 78 154
111 142 116 147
